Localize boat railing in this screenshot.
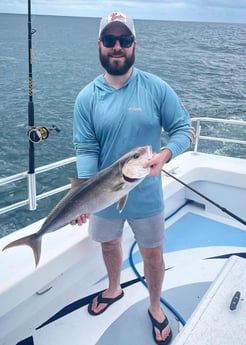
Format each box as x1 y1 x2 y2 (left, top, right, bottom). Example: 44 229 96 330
191 117 246 152
0 117 245 215
0 157 76 214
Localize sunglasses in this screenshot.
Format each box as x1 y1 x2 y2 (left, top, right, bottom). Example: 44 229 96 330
100 35 135 48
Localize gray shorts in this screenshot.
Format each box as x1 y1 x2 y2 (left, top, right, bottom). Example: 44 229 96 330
88 211 165 248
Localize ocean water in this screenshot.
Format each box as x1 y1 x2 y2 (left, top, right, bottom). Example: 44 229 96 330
0 14 245 235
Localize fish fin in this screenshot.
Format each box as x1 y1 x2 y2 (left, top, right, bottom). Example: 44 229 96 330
117 194 128 213
111 182 125 192
2 233 42 267
70 178 87 189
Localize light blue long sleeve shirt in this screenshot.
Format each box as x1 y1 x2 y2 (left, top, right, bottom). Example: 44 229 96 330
73 67 192 218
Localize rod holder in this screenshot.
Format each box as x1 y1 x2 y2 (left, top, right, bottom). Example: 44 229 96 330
28 172 37 210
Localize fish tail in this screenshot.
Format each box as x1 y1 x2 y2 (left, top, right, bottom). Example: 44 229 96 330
2 233 42 267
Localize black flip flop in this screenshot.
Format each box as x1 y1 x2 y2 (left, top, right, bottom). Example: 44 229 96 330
148 309 172 345
88 290 124 316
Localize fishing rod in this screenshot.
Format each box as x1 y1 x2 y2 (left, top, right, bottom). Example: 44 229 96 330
161 168 246 226
27 0 36 210
26 1 60 210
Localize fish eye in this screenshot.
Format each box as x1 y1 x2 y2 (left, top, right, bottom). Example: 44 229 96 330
133 153 140 159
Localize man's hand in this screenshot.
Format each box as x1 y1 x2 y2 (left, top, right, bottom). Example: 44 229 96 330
144 148 172 176
70 214 90 226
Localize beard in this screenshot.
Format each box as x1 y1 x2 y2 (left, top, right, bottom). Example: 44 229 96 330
99 46 135 76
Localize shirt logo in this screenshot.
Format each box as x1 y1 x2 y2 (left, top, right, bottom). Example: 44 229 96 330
128 107 142 112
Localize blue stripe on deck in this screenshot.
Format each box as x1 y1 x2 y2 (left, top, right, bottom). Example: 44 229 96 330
131 212 246 265
16 337 34 345
164 212 246 253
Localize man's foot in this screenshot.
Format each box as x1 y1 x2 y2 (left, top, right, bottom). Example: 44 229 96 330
148 309 172 345
88 290 124 316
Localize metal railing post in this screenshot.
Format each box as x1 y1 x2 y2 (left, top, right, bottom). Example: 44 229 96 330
28 172 37 210
194 120 201 152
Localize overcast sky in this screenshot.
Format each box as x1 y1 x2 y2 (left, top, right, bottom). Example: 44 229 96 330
0 0 246 23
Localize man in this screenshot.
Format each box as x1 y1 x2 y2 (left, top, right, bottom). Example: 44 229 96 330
73 11 193 345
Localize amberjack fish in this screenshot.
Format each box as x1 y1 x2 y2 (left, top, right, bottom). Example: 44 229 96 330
3 146 152 267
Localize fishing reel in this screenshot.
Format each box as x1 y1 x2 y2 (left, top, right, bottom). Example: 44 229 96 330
28 125 60 144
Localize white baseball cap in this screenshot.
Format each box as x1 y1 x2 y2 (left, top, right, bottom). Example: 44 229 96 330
99 12 136 39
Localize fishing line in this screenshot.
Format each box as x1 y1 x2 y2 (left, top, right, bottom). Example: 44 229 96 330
161 168 246 226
